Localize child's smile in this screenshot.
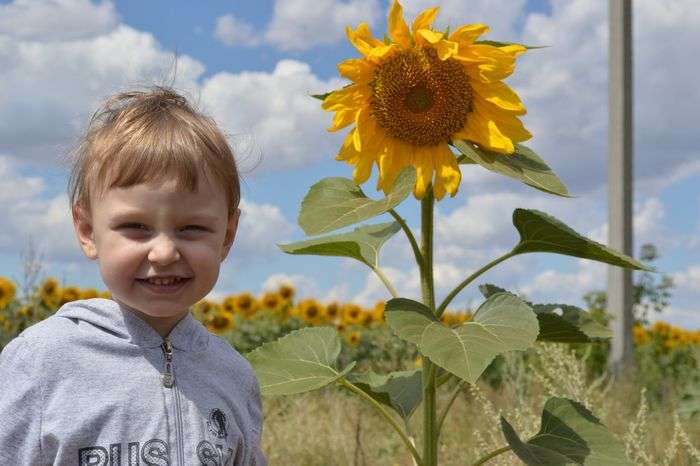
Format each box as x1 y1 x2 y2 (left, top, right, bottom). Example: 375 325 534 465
73 170 240 337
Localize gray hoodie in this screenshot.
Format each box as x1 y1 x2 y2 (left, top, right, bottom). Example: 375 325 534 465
0 298 267 466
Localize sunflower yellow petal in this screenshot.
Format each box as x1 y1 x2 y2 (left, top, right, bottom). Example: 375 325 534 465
435 144 461 199
461 109 515 154
412 147 434 199
461 45 518 82
367 43 397 62
417 28 444 44
336 130 360 162
449 23 490 45
412 6 440 34
499 44 527 57
388 0 411 48
346 23 383 57
329 108 357 132
353 154 375 184
471 81 526 114
321 85 362 111
338 58 375 83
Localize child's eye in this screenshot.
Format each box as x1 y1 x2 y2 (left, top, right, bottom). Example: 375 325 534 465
121 223 146 230
185 225 208 231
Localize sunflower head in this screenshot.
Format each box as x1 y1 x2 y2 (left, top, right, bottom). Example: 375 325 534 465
322 0 531 201
0 276 17 309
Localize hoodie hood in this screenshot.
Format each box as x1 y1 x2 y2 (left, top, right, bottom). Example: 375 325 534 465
55 298 210 352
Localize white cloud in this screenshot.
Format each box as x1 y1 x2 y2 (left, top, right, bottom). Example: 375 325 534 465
265 0 381 51
231 198 295 263
213 14 261 47
199 60 344 172
0 0 119 41
0 24 205 164
672 266 700 294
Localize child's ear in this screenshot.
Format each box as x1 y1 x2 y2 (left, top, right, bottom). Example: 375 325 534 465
221 208 241 262
72 205 98 260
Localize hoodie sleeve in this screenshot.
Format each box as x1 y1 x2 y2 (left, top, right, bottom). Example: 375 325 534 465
0 336 44 465
247 374 268 466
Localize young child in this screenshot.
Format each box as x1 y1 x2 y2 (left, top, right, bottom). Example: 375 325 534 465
0 86 267 466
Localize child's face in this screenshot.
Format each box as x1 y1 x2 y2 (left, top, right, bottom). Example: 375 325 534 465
72 172 240 336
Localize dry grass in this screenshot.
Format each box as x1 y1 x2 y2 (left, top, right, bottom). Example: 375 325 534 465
259 344 700 466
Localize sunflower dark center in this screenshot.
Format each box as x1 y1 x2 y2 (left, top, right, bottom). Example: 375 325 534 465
370 47 472 146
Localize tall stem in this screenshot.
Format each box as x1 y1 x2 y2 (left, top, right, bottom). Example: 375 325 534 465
420 187 438 466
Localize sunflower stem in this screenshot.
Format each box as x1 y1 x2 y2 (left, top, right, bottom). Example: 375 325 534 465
370 265 399 298
338 378 425 466
389 209 424 275
420 186 438 466
435 250 518 319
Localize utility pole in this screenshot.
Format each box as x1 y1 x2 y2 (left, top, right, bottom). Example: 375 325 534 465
607 0 634 372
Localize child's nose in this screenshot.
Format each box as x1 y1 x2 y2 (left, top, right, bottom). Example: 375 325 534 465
147 234 182 264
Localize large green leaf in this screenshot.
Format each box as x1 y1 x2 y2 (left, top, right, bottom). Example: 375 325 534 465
298 166 415 236
512 209 653 271
277 221 400 268
478 284 611 342
452 140 570 197
245 327 356 396
345 369 422 420
385 293 538 384
501 397 632 465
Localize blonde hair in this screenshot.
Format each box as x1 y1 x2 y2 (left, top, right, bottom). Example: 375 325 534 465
66 85 240 216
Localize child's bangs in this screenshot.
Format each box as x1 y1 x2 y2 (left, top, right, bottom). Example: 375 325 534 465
91 115 219 201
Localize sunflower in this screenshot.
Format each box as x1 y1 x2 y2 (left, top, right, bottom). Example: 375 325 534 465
79 287 99 300
371 301 385 324
345 330 362 347
261 291 283 314
277 284 295 303
323 301 341 323
38 277 61 309
99 290 112 299
207 311 236 335
322 0 531 200
222 295 237 314
0 276 17 309
298 298 325 326
59 286 81 306
234 293 260 319
341 303 364 326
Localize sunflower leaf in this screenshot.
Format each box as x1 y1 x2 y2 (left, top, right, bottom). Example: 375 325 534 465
512 209 654 271
385 294 538 384
475 40 548 50
501 397 632 465
245 327 356 396
452 140 570 197
478 284 612 342
298 166 415 236
345 369 423 420
277 221 400 268
310 91 332 101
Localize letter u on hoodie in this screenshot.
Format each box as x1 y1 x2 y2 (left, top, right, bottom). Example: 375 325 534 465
0 298 268 466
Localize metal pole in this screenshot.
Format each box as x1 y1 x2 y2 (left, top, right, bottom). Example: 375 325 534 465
607 0 634 372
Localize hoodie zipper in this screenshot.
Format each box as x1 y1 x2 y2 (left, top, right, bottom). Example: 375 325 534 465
161 336 186 466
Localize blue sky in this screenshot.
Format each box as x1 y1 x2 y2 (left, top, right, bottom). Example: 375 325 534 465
1 0 699 328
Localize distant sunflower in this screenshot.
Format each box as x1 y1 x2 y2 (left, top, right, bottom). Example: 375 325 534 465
0 276 17 309
99 291 112 299
345 330 362 347
371 301 385 324
342 303 364 326
298 298 325 326
323 301 341 323
234 293 260 319
261 291 283 314
322 0 531 200
277 284 295 303
38 277 61 309
208 311 236 335
59 286 81 306
79 287 99 300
